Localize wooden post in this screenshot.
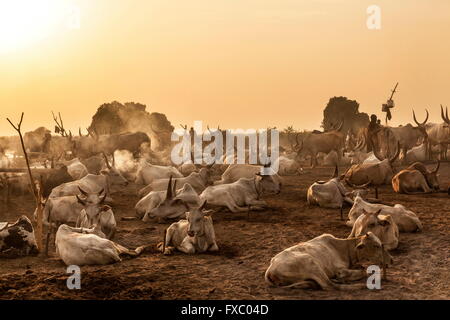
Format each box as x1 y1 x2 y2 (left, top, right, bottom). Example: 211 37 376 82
6 113 44 253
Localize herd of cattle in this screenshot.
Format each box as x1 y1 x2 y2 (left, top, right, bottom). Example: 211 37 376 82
0 107 449 291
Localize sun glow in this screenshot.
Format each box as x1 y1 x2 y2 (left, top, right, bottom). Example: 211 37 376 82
0 0 73 53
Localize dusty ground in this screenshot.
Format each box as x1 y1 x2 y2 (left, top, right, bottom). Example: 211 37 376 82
0 164 449 300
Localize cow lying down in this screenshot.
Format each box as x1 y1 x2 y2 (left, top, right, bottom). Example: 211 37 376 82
136 177 201 221
347 194 423 232
158 201 218 255
200 174 280 213
0 216 38 258
349 209 399 250
265 232 393 290
55 224 147 266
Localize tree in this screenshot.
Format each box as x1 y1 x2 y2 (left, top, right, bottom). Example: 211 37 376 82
88 101 174 150
322 96 369 134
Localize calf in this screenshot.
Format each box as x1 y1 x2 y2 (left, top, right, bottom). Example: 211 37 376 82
158 201 218 255
347 194 422 232
55 224 147 266
348 209 399 250
0 216 38 257
264 232 393 290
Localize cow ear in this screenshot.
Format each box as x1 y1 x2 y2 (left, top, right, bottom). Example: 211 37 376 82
76 195 86 205
101 205 111 212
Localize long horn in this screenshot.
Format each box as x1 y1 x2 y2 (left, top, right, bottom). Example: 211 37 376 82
166 175 173 199
102 152 111 169
433 160 440 173
172 179 177 196
294 133 303 152
331 165 338 178
441 105 450 124
334 120 344 132
78 186 88 196
389 142 401 164
413 109 429 126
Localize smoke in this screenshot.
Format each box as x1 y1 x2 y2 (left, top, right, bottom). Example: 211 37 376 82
113 150 139 181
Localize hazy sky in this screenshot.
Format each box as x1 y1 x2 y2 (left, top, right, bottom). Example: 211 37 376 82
1 0 449 135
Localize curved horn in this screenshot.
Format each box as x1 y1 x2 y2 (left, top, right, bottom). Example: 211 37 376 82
100 192 107 204
166 175 173 199
354 137 365 151
172 179 177 196
441 105 450 124
294 133 303 153
389 142 401 164
433 160 440 173
331 165 338 178
372 144 384 162
78 186 88 196
413 109 429 126
102 152 111 169
334 120 344 132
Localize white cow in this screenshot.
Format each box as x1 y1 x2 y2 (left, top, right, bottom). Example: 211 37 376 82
265 232 393 290
76 204 116 240
347 194 423 232
307 166 363 220
55 224 147 266
49 169 128 202
215 163 281 185
141 179 201 221
64 158 89 180
348 209 399 250
200 174 280 213
158 202 218 255
135 161 183 185
274 156 303 175
139 168 214 196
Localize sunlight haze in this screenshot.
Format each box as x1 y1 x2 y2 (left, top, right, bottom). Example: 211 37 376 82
1 0 449 135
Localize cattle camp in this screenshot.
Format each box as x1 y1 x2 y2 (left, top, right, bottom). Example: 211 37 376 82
0 99 448 300
0 1 449 304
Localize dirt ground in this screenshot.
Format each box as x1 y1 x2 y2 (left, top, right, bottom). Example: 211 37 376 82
0 164 449 300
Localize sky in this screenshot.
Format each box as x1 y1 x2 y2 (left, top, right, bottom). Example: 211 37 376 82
0 0 449 135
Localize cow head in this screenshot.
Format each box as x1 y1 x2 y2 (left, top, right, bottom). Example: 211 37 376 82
148 176 189 218
355 232 393 267
256 172 282 194
100 153 129 187
410 161 441 191
186 200 211 237
76 187 108 225
412 109 429 140
352 209 399 251
198 166 215 186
